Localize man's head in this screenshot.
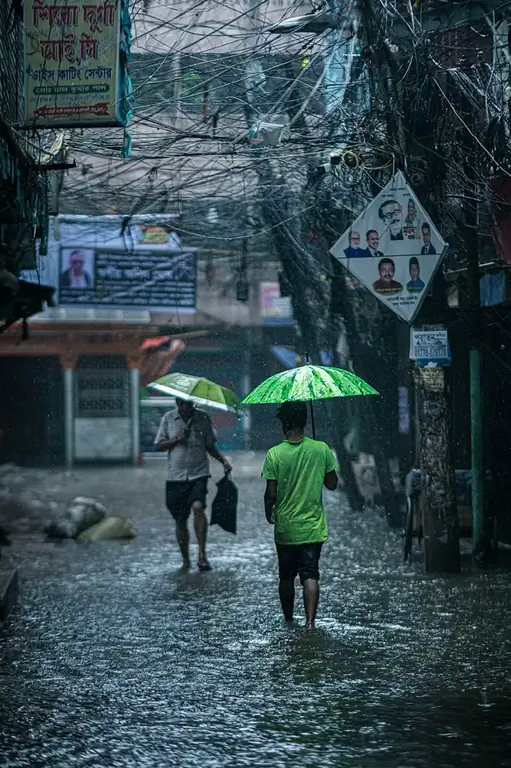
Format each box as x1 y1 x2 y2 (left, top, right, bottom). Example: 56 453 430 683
422 222 431 245
378 258 396 283
366 230 380 251
378 200 403 236
176 397 195 421
349 230 361 247
70 250 86 276
276 401 308 436
409 257 420 282
407 199 416 217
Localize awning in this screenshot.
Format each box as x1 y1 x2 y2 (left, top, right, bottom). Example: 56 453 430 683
140 338 185 386
140 336 170 351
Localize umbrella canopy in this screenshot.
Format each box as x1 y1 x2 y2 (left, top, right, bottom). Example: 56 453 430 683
148 372 243 414
242 364 378 405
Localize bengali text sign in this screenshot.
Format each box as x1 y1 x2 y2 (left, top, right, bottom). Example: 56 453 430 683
24 0 122 127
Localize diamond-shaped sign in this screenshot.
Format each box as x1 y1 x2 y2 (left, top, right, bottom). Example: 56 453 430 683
330 171 448 322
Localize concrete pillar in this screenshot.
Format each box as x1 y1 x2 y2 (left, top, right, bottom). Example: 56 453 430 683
130 367 140 465
63 367 74 469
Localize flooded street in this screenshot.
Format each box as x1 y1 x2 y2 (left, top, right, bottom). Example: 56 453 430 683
1 458 511 767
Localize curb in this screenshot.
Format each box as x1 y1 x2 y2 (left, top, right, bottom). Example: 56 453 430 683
0 568 19 624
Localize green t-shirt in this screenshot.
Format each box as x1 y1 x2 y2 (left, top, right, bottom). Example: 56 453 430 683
262 436 338 546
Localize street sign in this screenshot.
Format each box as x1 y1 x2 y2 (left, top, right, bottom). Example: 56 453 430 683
330 171 448 322
410 329 451 366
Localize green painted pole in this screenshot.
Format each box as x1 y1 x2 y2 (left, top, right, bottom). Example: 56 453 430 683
470 347 484 548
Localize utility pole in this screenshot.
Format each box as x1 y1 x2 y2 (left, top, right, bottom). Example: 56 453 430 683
459 96 485 557
465 219 485 554
414 364 460 572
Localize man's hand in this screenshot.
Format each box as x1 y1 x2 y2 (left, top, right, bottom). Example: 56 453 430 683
264 479 277 525
156 429 188 452
222 458 233 474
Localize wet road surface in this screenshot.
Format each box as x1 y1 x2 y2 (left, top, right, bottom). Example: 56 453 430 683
1 457 511 767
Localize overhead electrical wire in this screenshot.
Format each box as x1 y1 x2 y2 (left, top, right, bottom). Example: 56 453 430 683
53 0 509 277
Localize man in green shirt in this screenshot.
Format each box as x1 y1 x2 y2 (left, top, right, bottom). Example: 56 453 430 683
262 402 338 630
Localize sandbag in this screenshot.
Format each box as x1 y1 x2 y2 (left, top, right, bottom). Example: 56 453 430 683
45 497 107 539
77 517 136 542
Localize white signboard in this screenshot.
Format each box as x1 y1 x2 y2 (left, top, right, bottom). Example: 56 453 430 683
21 215 196 314
330 171 447 322
260 282 293 325
24 0 124 127
410 329 450 364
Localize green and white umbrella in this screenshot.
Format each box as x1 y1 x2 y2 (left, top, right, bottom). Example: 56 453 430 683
242 363 378 437
148 372 243 414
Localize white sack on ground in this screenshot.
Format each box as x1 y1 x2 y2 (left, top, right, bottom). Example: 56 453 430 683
77 517 136 542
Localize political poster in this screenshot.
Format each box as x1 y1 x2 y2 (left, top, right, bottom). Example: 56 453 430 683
24 0 123 127
330 171 448 322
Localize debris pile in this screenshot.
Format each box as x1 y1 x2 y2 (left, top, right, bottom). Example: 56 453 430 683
0 464 136 543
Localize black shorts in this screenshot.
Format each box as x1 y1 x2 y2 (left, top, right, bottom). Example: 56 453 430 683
166 477 208 521
276 542 323 584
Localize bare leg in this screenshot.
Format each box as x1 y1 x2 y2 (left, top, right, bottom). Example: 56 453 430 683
175 519 190 569
279 579 295 622
303 578 320 630
192 501 208 562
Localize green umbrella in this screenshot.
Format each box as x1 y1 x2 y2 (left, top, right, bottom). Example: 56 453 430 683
148 372 243 414
242 363 378 437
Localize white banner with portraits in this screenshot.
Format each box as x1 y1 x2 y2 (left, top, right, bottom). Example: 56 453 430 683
330 171 447 322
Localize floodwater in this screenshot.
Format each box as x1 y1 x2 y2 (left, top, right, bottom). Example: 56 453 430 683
1 460 511 767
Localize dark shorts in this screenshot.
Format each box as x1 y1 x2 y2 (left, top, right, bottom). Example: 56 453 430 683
166 477 208 521
276 542 323 584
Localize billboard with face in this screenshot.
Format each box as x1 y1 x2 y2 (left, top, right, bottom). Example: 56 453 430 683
330 171 447 322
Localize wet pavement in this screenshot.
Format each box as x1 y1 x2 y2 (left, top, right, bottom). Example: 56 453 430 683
1 456 511 767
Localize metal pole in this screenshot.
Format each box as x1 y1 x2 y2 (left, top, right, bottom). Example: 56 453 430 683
470 347 484 546
242 344 251 451
63 368 73 469
465 222 484 553
309 401 316 440
130 367 140 466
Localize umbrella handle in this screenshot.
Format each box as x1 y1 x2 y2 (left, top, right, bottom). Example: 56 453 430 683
305 353 316 439
309 401 316 440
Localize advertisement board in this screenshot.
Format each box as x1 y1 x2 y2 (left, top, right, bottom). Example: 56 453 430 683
24 0 123 127
21 216 197 314
330 171 448 323
410 328 451 367
260 282 293 325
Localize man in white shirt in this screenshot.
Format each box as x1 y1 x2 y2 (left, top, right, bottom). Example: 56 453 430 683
60 251 93 289
155 398 232 572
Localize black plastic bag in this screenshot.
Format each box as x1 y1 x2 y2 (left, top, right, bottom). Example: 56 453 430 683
210 473 238 534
